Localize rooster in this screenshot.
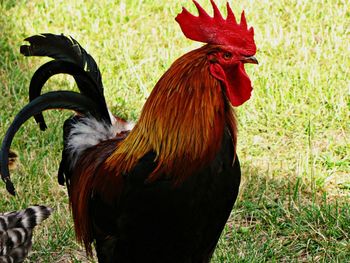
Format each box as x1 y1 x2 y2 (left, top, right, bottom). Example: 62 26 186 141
0 1 257 262
0 205 52 263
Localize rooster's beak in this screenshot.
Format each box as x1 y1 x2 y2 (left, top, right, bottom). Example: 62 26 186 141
241 56 258 65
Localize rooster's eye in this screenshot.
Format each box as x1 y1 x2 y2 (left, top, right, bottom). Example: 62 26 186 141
223 52 232 60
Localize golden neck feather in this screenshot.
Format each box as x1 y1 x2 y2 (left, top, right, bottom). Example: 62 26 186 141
107 45 237 183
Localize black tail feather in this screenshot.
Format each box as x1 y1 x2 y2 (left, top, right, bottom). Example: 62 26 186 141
28 60 111 130
20 33 103 91
0 91 102 195
21 34 110 130
2 34 112 195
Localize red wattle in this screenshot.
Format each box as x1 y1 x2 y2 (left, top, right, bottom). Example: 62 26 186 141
209 63 252 107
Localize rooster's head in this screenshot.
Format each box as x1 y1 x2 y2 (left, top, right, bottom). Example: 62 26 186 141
176 0 258 106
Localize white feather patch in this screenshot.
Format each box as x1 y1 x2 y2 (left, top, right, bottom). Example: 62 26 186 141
67 116 134 167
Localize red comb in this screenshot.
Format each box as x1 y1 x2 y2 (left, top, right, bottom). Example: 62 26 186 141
175 0 256 54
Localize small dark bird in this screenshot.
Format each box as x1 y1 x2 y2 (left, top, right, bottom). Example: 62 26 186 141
0 205 52 263
0 1 258 262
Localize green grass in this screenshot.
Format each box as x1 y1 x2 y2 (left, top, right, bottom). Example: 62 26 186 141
0 0 349 262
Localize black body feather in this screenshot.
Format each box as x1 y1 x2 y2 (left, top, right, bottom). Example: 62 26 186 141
91 130 240 263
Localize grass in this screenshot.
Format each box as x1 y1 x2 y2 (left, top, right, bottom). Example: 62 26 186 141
0 0 349 262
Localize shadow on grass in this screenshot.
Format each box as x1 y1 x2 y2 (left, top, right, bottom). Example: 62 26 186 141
213 165 350 263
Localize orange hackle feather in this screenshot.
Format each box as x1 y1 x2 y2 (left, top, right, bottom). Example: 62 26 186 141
106 44 237 185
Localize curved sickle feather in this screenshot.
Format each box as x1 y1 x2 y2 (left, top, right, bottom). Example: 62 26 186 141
0 91 101 195
21 33 104 92
28 60 111 131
